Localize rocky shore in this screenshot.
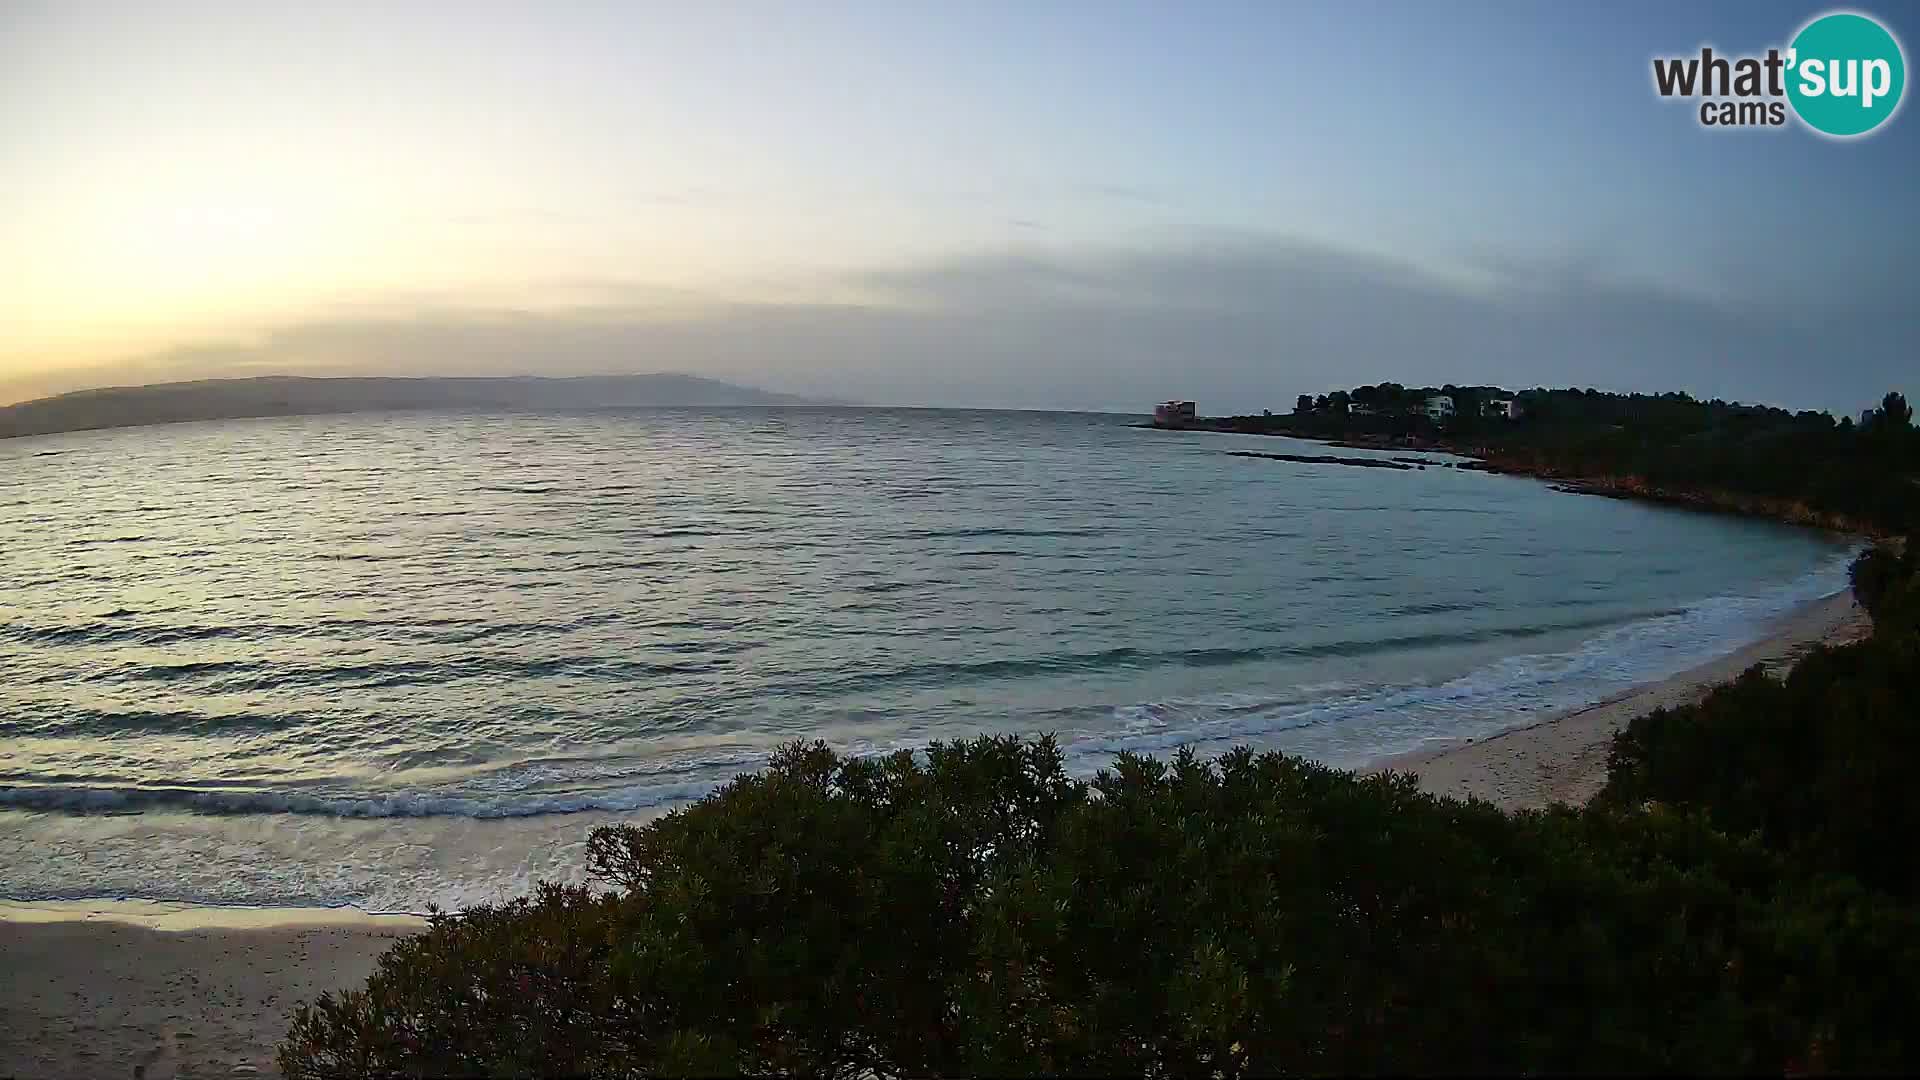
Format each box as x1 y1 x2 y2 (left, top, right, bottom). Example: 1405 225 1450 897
1225 450 1420 470
1150 420 1889 536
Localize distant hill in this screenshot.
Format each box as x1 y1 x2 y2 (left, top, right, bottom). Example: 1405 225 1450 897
0 374 820 439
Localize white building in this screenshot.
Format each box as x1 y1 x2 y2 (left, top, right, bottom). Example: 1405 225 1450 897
1425 394 1455 421
1482 397 1520 420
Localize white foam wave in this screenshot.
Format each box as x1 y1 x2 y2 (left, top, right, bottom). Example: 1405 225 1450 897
1060 549 1856 769
0 551 1857 827
0 552 1860 913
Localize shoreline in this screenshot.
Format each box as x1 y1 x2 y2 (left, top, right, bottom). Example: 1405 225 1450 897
1372 588 1870 809
0 588 1873 1078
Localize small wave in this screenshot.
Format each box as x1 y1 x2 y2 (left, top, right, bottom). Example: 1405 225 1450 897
416 613 635 644
895 526 1104 540
84 659 262 684
0 622 275 647
22 649 737 699
1 613 637 650
12 707 306 738
3 552 1857 825
0 780 723 819
557 558 668 574
1059 556 1856 768
798 645 1261 694
793 612 1676 697
1385 600 1482 617
241 654 723 691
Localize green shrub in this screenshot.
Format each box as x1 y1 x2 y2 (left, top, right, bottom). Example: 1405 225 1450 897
283 545 1920 1076
1850 537 1920 635
282 735 1920 1077
1599 620 1920 897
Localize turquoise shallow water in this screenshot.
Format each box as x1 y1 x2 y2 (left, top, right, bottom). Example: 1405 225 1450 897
0 407 1851 907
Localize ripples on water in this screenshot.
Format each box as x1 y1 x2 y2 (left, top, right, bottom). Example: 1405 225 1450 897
0 407 1852 907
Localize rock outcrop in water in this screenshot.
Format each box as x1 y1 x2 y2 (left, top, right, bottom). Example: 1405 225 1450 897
1226 450 1417 470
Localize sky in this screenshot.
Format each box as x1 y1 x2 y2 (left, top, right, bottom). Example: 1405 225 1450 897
3 0 1915 414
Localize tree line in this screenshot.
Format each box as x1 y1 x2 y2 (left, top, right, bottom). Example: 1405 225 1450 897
1252 385 1920 533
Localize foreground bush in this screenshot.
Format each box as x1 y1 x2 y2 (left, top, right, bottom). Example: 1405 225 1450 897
1599 633 1920 900
1850 535 1920 636
281 735 1920 1077
1601 542 1920 899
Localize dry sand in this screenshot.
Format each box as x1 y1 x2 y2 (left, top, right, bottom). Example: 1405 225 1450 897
1 904 421 1079
0 589 1873 1077
1377 589 1871 809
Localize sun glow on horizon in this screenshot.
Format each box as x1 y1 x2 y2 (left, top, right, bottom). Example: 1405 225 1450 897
4 2 1914 413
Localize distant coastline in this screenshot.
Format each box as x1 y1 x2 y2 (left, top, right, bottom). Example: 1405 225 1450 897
1142 414 1833 522
0 373 824 441
1196 420 1884 535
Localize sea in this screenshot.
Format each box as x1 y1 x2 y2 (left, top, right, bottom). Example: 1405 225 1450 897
0 407 1854 912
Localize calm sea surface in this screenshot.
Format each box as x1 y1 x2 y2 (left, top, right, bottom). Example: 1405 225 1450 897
0 408 1852 909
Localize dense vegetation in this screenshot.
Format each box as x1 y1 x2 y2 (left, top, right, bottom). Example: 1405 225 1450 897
1598 537 1920 899
283 540 1920 1077
1233 386 1920 533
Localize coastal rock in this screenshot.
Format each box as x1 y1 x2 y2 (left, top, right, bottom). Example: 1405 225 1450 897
1225 451 1416 471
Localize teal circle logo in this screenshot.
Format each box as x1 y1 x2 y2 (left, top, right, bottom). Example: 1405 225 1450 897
1786 12 1906 137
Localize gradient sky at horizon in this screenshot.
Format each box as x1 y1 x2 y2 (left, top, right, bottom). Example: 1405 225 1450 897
4 0 1915 412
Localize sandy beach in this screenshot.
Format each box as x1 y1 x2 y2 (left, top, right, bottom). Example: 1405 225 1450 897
0 589 1872 1078
1379 588 1871 809
0 904 421 1080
